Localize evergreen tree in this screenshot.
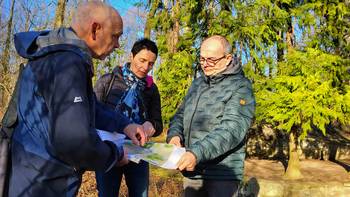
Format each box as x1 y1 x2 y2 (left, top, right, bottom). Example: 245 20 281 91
145 1 350 179
256 48 350 179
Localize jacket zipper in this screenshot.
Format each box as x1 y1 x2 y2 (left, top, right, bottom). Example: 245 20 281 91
187 83 210 147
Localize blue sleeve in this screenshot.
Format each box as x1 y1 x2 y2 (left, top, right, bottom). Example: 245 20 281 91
43 52 122 171
95 99 131 133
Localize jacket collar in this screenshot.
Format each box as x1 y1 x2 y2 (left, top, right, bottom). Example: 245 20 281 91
203 56 243 84
14 27 94 76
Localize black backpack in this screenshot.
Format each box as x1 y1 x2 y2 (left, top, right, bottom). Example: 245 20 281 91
0 63 24 197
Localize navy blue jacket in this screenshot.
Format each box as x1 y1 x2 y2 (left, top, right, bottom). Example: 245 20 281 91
8 28 130 197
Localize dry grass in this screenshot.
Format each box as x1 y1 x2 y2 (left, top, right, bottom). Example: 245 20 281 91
78 167 183 197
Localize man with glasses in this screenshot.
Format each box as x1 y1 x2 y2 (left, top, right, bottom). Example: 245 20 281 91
167 35 255 197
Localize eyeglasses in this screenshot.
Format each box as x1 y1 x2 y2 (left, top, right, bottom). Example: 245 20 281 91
199 55 226 66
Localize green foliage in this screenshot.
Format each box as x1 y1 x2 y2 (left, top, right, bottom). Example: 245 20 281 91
156 51 194 124
148 0 201 124
294 1 350 58
146 0 350 139
256 48 350 139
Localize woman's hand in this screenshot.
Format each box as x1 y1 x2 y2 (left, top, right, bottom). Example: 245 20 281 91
142 121 155 141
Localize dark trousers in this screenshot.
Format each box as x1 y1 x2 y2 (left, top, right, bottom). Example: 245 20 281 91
96 161 149 197
183 177 241 197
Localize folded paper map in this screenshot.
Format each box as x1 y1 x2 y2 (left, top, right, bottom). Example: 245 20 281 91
97 129 185 169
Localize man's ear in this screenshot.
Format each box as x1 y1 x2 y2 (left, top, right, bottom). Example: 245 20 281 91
225 54 233 65
129 53 134 62
91 22 101 40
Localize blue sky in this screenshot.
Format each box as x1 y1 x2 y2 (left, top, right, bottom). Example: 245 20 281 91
110 0 142 16
1 0 143 22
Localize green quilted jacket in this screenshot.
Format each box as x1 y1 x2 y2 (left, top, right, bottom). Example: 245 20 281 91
167 62 255 181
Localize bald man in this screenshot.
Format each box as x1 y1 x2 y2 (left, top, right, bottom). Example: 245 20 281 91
167 35 256 197
7 2 146 196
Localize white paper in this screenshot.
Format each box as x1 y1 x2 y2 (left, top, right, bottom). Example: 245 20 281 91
96 129 186 169
160 146 186 169
124 141 186 169
96 129 126 144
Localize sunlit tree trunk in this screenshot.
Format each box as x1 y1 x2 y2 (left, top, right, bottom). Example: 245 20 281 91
54 0 67 28
144 0 160 38
286 20 294 51
165 0 180 53
283 15 302 180
1 0 15 74
171 0 180 53
284 129 303 179
0 0 16 108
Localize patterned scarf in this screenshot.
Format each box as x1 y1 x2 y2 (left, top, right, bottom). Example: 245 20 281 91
115 63 147 124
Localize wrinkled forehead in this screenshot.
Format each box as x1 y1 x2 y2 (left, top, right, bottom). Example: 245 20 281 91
200 40 225 57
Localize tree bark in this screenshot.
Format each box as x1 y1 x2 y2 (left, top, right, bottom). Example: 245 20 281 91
172 0 180 53
277 30 284 62
284 130 303 180
0 0 4 27
286 18 295 51
0 0 16 111
54 0 67 28
144 0 160 38
1 0 15 74
23 3 31 31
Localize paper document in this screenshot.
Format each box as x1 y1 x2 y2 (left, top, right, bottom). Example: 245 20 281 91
124 140 186 169
96 129 126 144
96 129 185 169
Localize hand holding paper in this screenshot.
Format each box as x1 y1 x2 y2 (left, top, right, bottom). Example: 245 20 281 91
177 151 197 171
97 129 186 169
168 136 182 147
142 121 155 140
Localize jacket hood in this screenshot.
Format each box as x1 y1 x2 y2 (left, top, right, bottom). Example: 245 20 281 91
221 56 242 75
14 28 92 62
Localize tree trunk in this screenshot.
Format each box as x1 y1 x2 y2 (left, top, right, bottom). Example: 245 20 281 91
53 0 67 28
0 0 4 27
164 0 180 53
23 4 31 31
286 18 295 51
277 30 284 62
1 0 16 74
172 1 180 53
0 0 16 109
284 131 303 180
144 0 159 38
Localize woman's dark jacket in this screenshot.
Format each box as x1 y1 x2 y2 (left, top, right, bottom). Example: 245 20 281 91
94 66 163 136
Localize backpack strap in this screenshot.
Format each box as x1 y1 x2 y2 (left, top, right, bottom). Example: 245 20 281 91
102 74 116 104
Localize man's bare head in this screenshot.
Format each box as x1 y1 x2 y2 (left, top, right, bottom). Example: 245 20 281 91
201 35 232 55
71 1 123 60
200 35 232 76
